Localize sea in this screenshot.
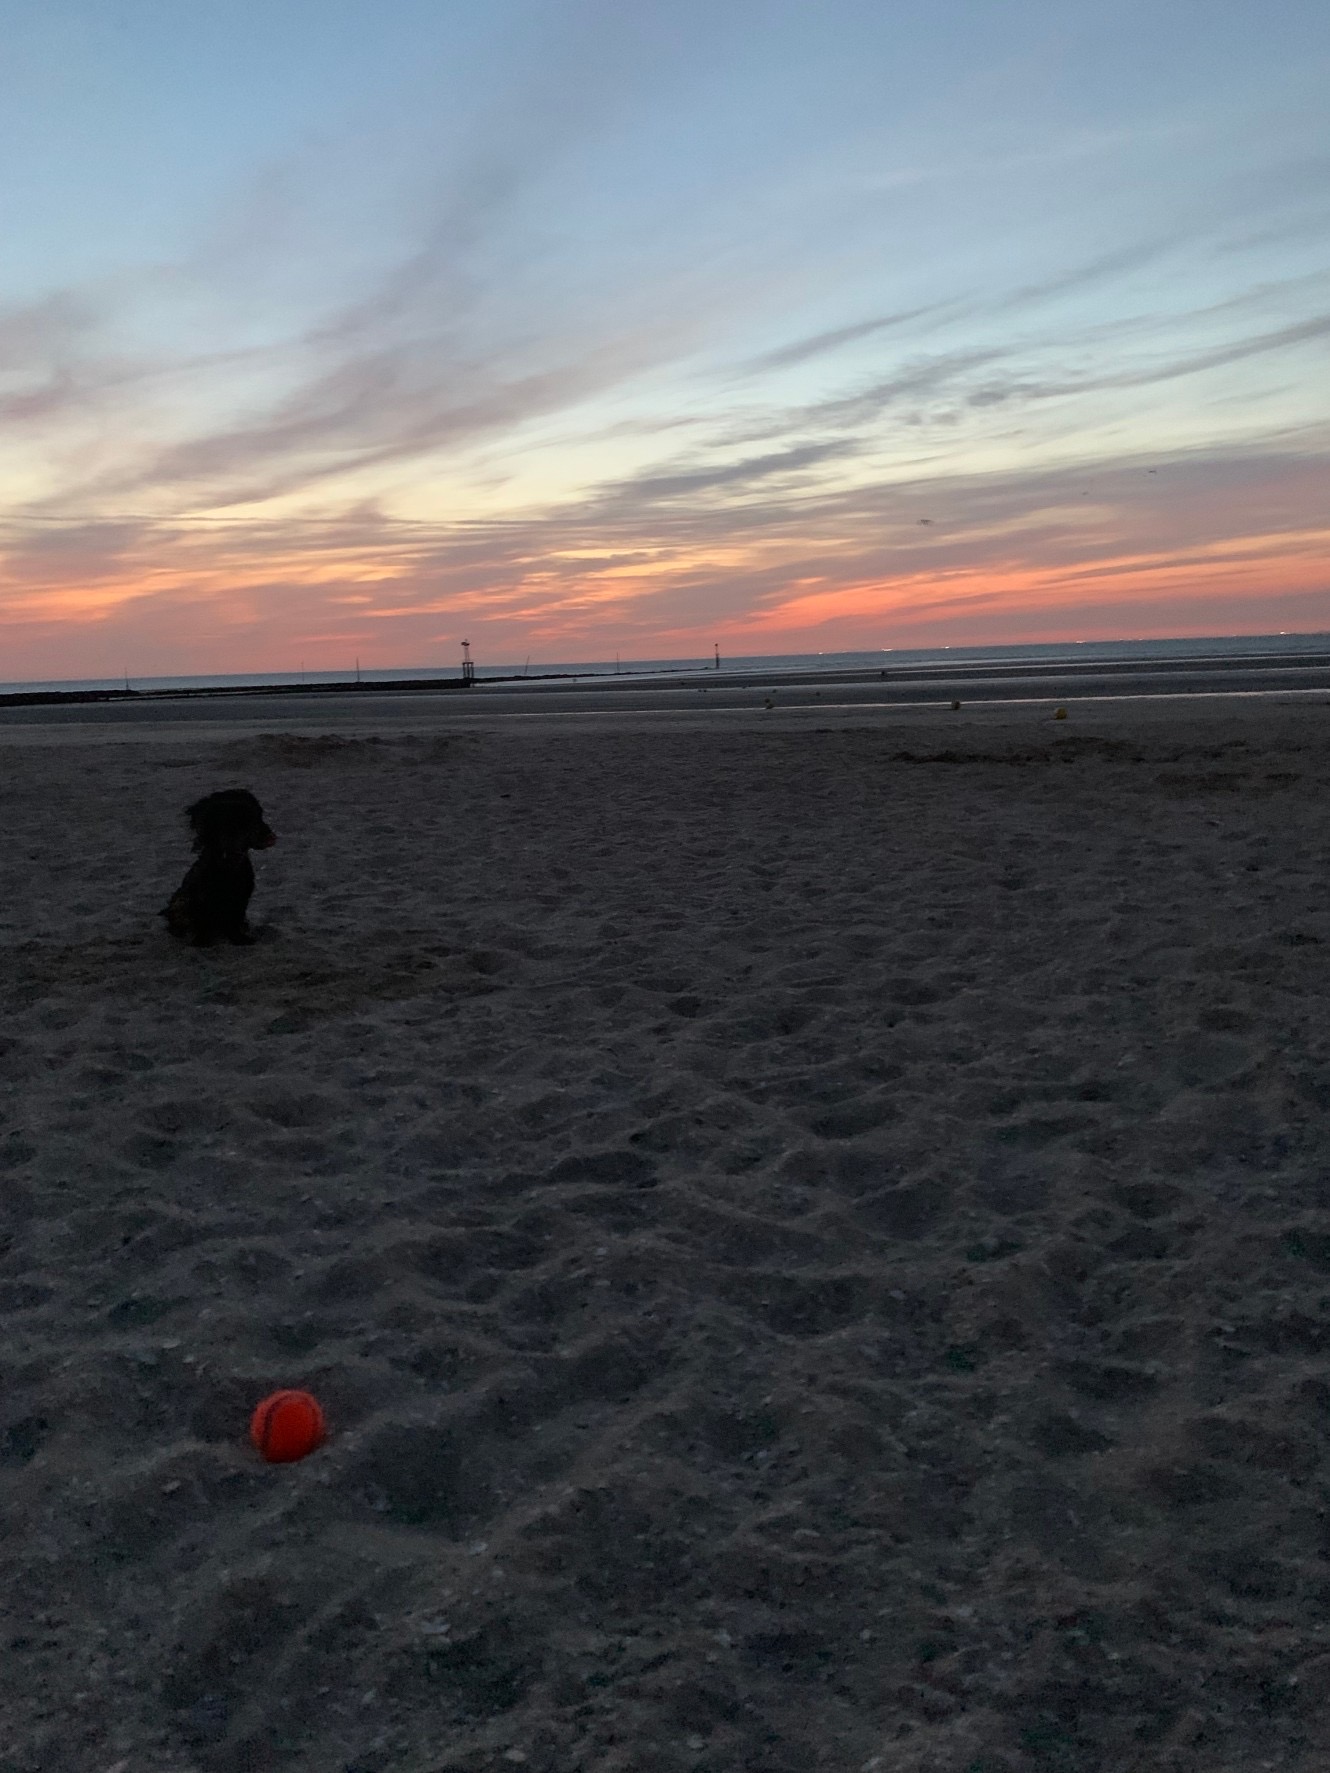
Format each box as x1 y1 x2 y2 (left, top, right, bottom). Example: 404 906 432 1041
4 632 1329 698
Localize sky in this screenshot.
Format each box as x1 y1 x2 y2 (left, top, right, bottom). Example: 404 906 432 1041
1 0 1328 679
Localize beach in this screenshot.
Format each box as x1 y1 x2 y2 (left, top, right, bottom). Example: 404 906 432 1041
3 691 1330 1772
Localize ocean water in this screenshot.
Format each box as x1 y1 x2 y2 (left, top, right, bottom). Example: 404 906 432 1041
3 631 1329 697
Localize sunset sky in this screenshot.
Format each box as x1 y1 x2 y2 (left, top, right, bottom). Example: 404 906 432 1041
2 0 1328 679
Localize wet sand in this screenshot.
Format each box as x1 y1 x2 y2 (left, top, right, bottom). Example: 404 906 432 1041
3 697 1330 1771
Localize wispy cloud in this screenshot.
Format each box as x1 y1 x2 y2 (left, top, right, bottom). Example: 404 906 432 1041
0 289 108 426
741 307 949 374
965 310 1330 409
0 290 99 368
3 1 1329 674
595 440 861 506
982 236 1186 314
6 425 1327 671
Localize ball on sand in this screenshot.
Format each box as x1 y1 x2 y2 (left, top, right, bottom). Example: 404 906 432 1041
250 1389 326 1463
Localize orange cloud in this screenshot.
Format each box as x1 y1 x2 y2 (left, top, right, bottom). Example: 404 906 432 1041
740 527 1330 638
3 438 1329 677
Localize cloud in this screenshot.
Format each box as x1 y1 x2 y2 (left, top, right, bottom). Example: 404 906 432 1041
981 237 1185 315
5 13 1329 659
5 424 1329 675
104 329 709 510
4 3 732 504
965 310 1330 409
731 246 1182 399
741 307 948 374
0 289 100 369
800 347 1008 428
0 289 109 426
595 440 861 506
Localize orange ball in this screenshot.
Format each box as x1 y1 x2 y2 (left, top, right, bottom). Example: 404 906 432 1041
249 1389 326 1463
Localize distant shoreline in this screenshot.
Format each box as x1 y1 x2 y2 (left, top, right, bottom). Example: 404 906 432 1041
6 631 1330 709
6 643 1330 714
1 673 476 709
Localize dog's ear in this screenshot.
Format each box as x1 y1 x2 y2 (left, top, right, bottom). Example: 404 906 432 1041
186 792 235 847
185 795 212 844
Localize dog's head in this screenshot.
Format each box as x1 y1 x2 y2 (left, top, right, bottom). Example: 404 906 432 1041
186 789 277 853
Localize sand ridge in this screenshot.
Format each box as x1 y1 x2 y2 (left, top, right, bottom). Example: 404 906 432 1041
2 705 1330 1770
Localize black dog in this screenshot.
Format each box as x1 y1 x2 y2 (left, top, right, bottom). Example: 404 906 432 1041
162 789 276 945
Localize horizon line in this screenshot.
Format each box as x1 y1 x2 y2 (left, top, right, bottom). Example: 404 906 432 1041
5 626 1330 694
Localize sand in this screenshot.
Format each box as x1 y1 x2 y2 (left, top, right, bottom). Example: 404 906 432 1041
3 696 1330 1772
